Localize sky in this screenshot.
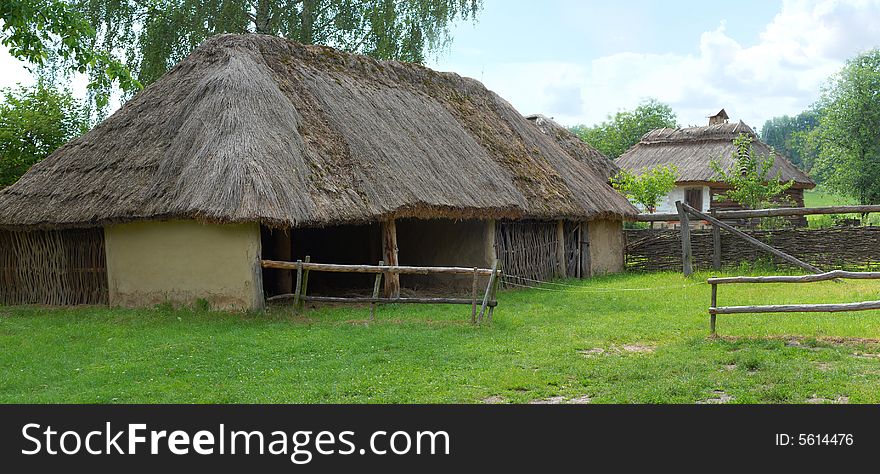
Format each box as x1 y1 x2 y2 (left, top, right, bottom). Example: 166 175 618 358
1 0 879 130
427 0 880 129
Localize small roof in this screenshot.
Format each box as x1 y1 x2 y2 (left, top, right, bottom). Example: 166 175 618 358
615 121 815 188
0 34 636 230
708 108 729 120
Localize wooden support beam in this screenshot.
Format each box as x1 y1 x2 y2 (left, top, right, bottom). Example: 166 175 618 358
556 220 567 278
471 268 478 324
681 202 823 274
382 219 400 298
675 201 693 276
486 260 502 322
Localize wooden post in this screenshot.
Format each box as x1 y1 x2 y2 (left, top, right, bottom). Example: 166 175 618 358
710 282 718 337
471 268 478 324
576 223 582 279
487 261 502 322
675 201 693 276
478 260 499 323
370 260 383 321
382 218 400 298
556 220 567 278
292 259 303 312
711 209 721 271
298 255 311 312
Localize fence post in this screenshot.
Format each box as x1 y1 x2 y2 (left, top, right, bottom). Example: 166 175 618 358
487 260 502 323
298 255 311 312
710 281 718 337
370 260 384 321
676 201 693 276
293 259 303 312
711 210 721 271
478 259 499 323
471 268 479 324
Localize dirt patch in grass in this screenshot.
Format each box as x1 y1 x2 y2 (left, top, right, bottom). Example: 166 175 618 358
697 390 734 404
807 395 849 404
578 344 656 357
481 395 505 404
529 395 592 404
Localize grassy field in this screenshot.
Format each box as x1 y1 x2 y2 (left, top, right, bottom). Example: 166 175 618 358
3 271 880 404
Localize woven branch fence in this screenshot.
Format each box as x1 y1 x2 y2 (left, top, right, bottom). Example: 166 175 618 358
625 226 880 272
0 228 108 305
495 220 560 286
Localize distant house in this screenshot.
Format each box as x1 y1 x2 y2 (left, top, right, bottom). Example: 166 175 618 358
615 109 815 222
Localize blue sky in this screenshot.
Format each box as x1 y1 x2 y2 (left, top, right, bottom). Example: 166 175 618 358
427 0 880 129
2 0 878 130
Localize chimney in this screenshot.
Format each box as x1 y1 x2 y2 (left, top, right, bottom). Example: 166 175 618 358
708 108 729 125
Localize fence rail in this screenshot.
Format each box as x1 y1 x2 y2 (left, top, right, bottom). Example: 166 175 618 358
636 204 880 222
707 271 880 336
261 258 501 323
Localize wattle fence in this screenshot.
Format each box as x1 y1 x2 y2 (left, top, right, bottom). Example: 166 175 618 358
625 226 880 273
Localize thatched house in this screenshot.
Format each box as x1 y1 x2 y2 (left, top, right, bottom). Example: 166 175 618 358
0 34 636 310
615 111 815 220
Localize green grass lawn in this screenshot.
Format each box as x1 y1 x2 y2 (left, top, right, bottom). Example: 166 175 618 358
3 271 880 404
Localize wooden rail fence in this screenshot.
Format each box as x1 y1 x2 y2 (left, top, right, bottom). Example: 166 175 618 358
706 270 880 336
261 258 502 323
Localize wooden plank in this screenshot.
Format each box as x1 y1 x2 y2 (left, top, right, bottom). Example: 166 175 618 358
576 223 582 279
267 295 498 306
676 201 693 276
710 300 880 315
636 204 880 222
382 218 400 298
711 210 721 271
710 283 717 336
298 255 311 312
478 260 499 323
261 260 501 276
487 260 502 322
471 268 478 324
681 202 823 275
555 220 566 278
370 260 383 321
708 270 880 285
292 259 303 311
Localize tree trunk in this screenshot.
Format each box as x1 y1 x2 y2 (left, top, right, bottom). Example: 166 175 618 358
300 0 316 44
255 0 271 34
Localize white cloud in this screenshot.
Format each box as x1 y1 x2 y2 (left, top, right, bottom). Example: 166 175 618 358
443 0 880 129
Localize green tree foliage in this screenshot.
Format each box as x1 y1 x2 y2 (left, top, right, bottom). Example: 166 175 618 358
0 81 89 187
759 109 819 170
711 133 794 225
77 0 482 88
807 49 880 205
570 99 678 159
610 164 678 214
0 0 140 108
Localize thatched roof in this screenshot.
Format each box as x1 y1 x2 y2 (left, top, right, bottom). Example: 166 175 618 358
525 114 618 180
0 34 636 230
615 121 815 188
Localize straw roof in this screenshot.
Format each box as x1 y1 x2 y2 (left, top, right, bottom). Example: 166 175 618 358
525 114 618 180
615 121 815 188
0 34 636 230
